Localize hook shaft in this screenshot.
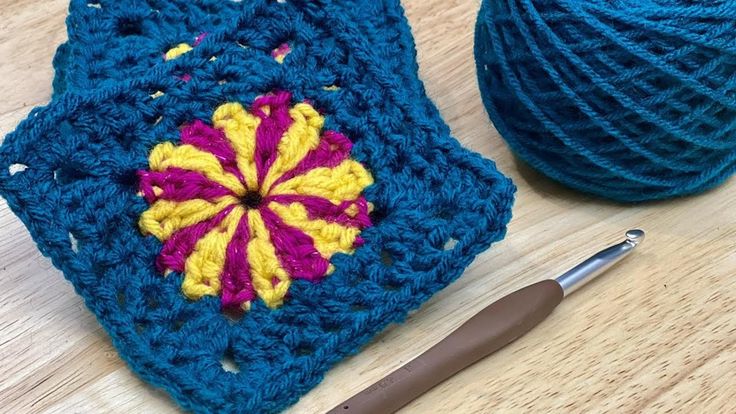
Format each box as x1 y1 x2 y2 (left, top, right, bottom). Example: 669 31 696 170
555 229 645 297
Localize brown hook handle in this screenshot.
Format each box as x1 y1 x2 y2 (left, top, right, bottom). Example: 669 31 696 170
326 279 564 414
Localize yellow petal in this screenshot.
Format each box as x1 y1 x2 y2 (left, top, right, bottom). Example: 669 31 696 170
148 142 246 196
261 103 324 193
246 210 291 308
269 159 373 203
212 103 260 191
181 207 245 300
164 43 193 61
267 201 361 259
138 196 238 241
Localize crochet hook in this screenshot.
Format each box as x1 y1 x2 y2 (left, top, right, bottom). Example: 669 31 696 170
327 229 645 414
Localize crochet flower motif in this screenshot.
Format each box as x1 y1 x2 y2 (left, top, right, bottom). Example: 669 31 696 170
138 91 373 311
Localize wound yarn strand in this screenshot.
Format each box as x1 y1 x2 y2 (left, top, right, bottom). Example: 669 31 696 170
475 0 736 202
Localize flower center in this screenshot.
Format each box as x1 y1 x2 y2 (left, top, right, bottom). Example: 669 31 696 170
241 191 263 209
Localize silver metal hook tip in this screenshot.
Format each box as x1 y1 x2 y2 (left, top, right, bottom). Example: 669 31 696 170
625 229 645 246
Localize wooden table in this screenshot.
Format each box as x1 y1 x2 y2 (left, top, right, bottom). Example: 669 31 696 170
1 1 734 412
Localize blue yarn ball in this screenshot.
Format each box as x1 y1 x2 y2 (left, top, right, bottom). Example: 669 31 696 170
474 0 736 202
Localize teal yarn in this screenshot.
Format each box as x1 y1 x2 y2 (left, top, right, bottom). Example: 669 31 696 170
0 1 515 413
475 0 736 202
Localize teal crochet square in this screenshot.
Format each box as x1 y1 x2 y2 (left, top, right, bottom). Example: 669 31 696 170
1 1 514 412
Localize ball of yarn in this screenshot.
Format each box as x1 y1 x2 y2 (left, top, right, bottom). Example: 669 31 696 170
474 0 736 202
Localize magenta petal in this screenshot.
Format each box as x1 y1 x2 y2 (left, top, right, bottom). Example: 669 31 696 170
220 214 256 311
180 120 244 182
155 205 235 273
138 168 234 203
354 236 365 247
271 130 352 188
259 207 330 282
266 194 371 227
193 32 207 46
252 92 294 186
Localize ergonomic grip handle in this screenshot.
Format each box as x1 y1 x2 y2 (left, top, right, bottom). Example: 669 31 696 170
327 279 564 414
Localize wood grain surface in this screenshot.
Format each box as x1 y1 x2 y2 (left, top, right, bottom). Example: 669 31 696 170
1 1 735 413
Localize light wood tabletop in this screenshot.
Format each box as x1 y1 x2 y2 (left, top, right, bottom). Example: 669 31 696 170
1 1 735 413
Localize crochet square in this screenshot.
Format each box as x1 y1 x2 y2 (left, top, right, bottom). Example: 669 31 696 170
1 1 514 412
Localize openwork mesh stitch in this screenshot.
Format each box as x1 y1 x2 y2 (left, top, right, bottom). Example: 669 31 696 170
1 1 515 413
53 0 241 94
53 0 422 98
